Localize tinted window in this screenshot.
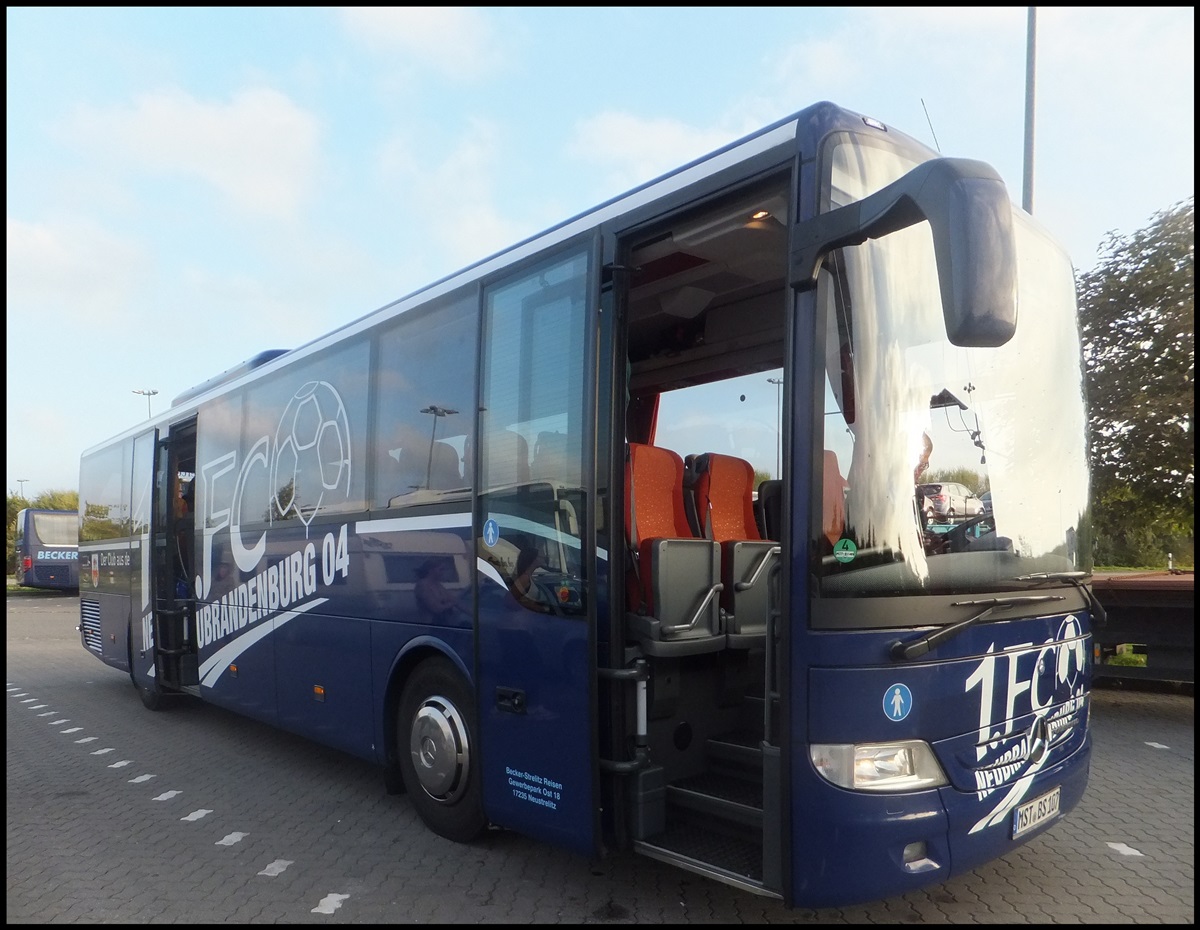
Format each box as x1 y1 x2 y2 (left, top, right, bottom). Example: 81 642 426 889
238 339 370 524
480 248 589 610
80 443 131 541
373 290 478 508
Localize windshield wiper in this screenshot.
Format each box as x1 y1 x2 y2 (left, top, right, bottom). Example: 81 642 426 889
890 595 1066 662
1014 571 1108 626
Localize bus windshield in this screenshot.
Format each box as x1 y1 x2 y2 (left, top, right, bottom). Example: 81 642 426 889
31 510 78 546
817 133 1089 598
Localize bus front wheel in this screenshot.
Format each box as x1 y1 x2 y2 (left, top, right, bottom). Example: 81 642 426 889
397 657 487 842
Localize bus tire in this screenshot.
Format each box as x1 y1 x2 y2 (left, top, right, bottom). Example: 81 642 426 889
138 684 164 711
128 641 164 711
397 656 487 843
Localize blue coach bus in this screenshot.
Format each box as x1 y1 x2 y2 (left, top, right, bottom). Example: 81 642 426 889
78 100 1097 908
15 508 79 591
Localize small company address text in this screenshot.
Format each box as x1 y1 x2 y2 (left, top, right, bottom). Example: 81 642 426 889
505 766 562 810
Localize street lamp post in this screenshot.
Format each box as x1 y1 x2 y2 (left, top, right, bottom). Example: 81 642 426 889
1023 6 1037 214
132 389 159 418
767 377 783 478
17 479 29 498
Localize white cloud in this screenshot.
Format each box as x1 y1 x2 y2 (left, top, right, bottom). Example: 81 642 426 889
377 118 533 273
764 8 1024 143
566 111 737 196
865 6 1019 36
1015 8 1194 269
59 87 321 221
5 216 152 493
735 7 1194 269
339 6 502 79
5 216 146 325
562 10 1026 206
175 262 338 353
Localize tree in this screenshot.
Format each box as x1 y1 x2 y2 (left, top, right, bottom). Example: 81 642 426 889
6 492 29 573
1077 197 1194 566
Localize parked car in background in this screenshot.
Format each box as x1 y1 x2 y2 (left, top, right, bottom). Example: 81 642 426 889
918 482 985 522
980 490 992 513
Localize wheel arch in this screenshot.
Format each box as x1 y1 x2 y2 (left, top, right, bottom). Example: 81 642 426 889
382 637 474 779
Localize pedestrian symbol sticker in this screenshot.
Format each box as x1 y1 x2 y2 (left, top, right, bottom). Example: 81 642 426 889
884 683 912 721
483 519 500 548
833 538 857 563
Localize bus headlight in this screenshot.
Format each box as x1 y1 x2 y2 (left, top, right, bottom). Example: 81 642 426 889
810 740 948 791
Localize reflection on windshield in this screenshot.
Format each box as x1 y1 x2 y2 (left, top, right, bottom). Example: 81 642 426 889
816 139 1090 598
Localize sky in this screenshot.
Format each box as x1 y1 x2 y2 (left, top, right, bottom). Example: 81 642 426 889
6 6 1195 499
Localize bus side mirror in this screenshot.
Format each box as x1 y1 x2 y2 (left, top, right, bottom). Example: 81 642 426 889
790 157 1017 347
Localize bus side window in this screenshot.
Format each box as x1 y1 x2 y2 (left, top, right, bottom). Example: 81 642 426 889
372 289 477 509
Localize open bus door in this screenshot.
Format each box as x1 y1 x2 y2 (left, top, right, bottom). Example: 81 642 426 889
144 422 200 706
473 245 600 856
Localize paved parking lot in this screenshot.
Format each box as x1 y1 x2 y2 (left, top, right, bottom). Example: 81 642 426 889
7 592 1194 923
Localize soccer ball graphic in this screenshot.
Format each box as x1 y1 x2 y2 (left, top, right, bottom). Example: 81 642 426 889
1055 615 1086 690
271 381 352 528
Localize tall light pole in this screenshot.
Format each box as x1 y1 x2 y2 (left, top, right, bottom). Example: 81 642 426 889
767 377 783 478
1023 6 1037 213
132 389 159 418
420 405 458 488
17 478 29 497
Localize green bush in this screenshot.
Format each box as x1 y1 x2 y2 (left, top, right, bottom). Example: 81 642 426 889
1105 651 1148 668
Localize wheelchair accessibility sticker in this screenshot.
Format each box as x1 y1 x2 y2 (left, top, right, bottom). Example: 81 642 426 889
884 683 912 721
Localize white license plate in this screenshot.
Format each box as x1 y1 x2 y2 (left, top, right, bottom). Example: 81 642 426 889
1012 786 1061 839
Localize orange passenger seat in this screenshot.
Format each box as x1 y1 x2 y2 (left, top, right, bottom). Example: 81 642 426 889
689 452 780 649
624 443 723 656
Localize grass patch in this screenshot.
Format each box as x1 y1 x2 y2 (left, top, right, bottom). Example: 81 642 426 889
1105 651 1148 668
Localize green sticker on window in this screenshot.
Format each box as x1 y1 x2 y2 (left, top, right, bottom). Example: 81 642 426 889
833 538 858 563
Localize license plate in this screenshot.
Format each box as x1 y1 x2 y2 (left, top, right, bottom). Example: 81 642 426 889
1012 786 1061 839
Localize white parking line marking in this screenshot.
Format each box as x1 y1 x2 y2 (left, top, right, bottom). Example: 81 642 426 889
311 893 350 914
75 737 99 744
1107 842 1144 857
1144 741 1170 750
49 719 69 725
181 810 214 821
60 727 84 733
28 704 48 709
21 699 37 704
91 748 116 755
128 774 156 784
108 760 134 768
37 712 56 717
152 791 183 801
215 832 248 846
258 860 294 877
